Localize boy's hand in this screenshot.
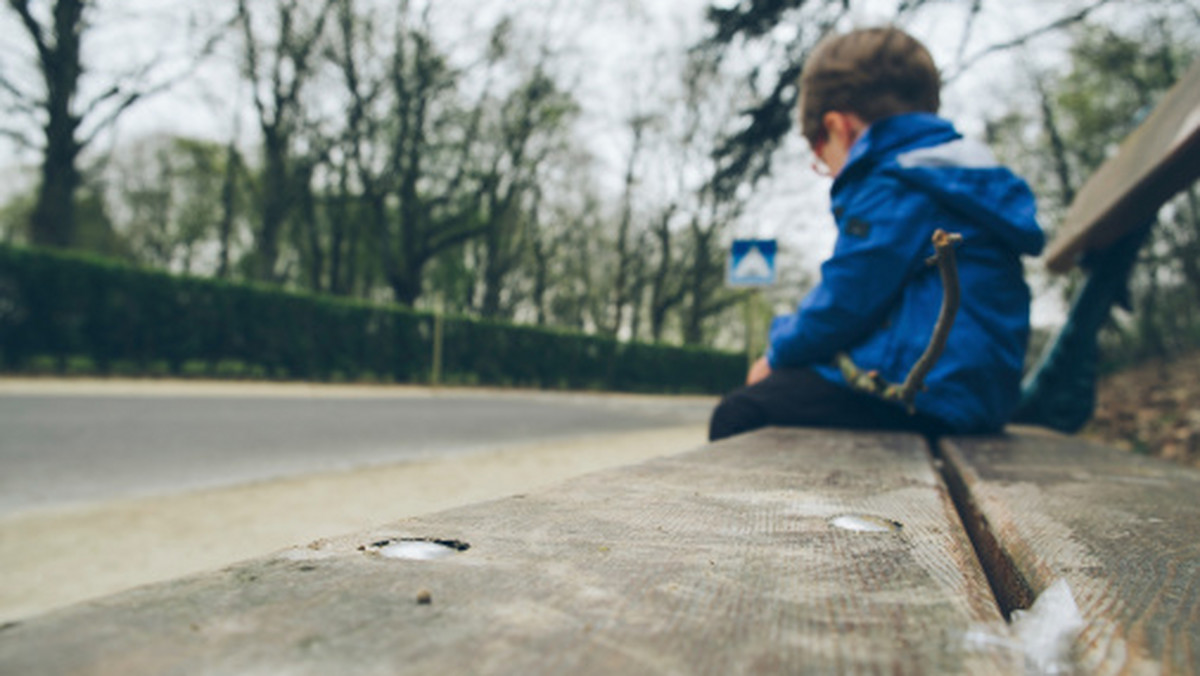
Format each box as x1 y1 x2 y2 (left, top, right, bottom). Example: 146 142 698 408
746 356 772 386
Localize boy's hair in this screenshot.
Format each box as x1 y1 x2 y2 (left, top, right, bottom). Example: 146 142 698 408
798 27 941 147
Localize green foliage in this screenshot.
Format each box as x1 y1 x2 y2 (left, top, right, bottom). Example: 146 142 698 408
0 184 132 259
0 243 743 393
1054 23 1192 183
705 0 807 44
697 1 853 197
984 7 1200 373
0 191 35 244
73 186 135 263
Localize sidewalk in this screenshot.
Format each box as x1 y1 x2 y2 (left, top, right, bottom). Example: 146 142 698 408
0 379 709 624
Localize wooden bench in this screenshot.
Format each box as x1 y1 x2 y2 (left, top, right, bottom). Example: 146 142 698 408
0 430 1016 673
942 432 1200 672
3 54 1199 676
1 428 1197 673
1014 59 1200 433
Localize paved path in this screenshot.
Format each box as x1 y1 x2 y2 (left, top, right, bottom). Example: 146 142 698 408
0 379 714 514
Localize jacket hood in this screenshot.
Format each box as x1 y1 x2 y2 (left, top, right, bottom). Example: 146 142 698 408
838 113 1045 257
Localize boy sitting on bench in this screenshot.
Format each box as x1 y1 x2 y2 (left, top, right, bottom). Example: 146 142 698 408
710 27 1045 441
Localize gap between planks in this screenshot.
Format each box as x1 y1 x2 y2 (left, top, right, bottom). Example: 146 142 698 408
929 436 1035 620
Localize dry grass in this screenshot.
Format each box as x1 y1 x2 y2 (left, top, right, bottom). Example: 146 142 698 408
1083 350 1200 467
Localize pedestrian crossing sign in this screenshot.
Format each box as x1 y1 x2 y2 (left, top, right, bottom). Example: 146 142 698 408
727 239 777 287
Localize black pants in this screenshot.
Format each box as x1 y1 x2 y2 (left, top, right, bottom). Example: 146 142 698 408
708 367 950 441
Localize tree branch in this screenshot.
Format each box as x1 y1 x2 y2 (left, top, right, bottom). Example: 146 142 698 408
78 70 182 149
0 69 31 105
435 44 500 208
426 220 488 256
837 229 963 413
953 0 984 68
7 0 51 65
78 8 226 149
0 96 39 119
237 0 270 124
0 125 37 150
279 0 338 113
699 289 752 317
944 0 1117 84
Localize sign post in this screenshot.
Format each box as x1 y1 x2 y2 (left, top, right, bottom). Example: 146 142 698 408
431 295 444 387
727 239 777 368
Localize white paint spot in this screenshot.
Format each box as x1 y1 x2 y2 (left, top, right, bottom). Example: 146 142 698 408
376 540 460 560
829 514 902 533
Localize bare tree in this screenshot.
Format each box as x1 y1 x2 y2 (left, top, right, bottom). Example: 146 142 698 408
600 114 653 337
235 0 337 282
323 0 390 298
216 127 245 280
523 154 606 332
681 191 746 346
104 136 231 273
651 50 750 346
1 0 213 248
472 63 578 320
647 203 685 342
331 2 554 308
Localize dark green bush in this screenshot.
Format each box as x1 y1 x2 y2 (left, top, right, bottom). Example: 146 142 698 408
0 244 742 394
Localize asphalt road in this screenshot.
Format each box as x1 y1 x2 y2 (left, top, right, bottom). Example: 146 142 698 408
0 385 715 515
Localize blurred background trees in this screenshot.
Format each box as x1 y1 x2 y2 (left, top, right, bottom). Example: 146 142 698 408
1 0 1197 356
983 6 1200 366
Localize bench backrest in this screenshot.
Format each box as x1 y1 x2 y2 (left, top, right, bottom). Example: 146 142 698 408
1015 60 1200 432
1044 61 1200 273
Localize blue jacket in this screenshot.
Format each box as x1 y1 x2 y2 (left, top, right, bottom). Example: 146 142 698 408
766 113 1044 433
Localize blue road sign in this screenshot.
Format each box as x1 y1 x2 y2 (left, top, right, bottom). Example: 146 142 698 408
728 239 777 287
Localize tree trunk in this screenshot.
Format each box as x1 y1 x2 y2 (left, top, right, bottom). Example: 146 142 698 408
480 227 504 319
683 220 717 346
389 269 422 307
23 0 86 248
217 140 239 279
1035 76 1076 209
609 128 641 337
297 166 323 292
255 131 290 282
649 205 683 343
329 170 348 295
532 235 549 326
31 136 79 248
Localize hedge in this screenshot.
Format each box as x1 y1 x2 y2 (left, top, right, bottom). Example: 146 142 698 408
0 244 744 394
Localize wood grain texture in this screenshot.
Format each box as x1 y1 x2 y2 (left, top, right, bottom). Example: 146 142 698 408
942 433 1200 673
1044 60 1200 273
0 429 1013 674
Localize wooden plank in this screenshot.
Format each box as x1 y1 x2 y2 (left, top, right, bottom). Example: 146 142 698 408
1044 60 1200 273
0 429 1014 674
941 432 1200 672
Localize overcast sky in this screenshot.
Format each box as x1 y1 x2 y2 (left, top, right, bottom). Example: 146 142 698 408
0 0 1110 167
